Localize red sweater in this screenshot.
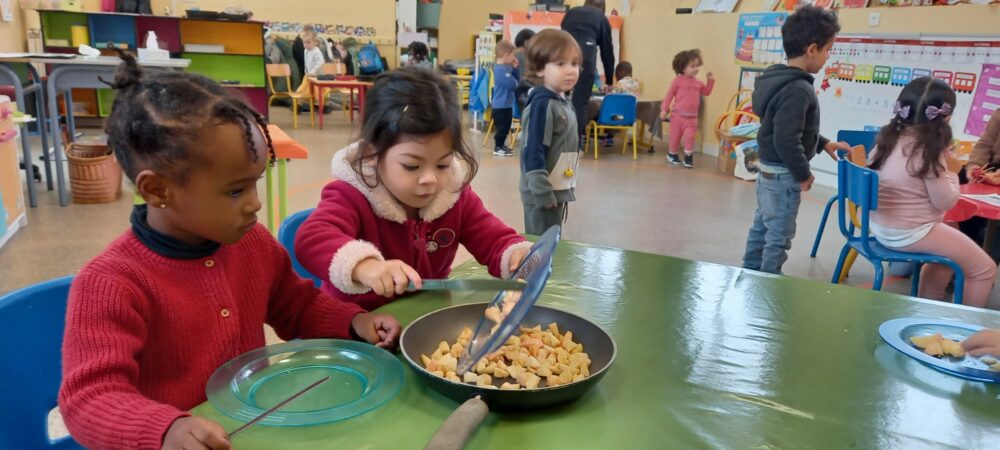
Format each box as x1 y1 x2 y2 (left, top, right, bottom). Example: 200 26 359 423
295 145 531 311
58 225 365 449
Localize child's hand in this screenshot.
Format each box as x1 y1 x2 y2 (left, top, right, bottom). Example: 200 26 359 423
706 72 714 81
983 171 1000 186
824 141 851 160
961 329 1000 356
799 175 815 192
660 110 669 120
967 164 984 182
162 417 231 450
353 259 422 297
508 245 531 274
351 313 402 349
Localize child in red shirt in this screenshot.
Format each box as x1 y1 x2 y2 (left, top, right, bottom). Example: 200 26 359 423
58 51 400 450
660 49 715 168
296 68 533 310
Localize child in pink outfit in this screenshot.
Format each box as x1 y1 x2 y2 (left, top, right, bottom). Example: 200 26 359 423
868 77 996 308
661 49 714 168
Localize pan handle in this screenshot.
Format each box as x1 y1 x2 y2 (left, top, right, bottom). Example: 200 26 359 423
424 396 489 450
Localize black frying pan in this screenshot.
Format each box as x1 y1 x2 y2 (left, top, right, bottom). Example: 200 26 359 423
400 303 617 412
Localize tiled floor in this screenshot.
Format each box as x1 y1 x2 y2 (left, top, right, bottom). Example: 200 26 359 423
4 107 998 310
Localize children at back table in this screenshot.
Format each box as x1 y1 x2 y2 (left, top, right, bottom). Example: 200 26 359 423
295 67 533 311
58 50 400 450
660 49 714 169
868 77 996 308
518 29 582 236
492 39 519 157
742 5 850 275
612 61 640 96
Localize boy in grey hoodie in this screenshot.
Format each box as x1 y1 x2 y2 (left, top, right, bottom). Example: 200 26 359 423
742 6 849 274
518 29 583 235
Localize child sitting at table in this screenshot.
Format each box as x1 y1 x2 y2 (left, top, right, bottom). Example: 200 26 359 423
612 61 640 96
868 77 996 308
660 49 714 168
295 67 533 311
58 50 401 450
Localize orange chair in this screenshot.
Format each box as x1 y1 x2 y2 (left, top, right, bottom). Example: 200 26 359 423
266 64 314 129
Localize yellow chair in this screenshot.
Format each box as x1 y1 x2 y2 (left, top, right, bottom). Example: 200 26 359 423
266 64 314 129
586 94 638 160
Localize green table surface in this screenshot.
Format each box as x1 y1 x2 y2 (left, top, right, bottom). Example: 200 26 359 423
191 241 1000 449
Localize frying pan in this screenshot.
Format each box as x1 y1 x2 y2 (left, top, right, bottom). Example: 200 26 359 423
400 302 617 411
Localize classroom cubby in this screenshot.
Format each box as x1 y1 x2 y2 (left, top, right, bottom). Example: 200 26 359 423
37 10 269 122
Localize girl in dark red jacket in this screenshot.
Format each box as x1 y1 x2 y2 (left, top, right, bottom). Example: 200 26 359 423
58 51 400 450
296 68 533 311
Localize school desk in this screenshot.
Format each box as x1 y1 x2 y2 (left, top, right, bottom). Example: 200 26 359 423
264 124 308 232
309 78 373 129
0 57 52 207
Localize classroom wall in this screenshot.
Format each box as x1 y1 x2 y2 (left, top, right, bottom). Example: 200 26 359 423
438 0 526 62
621 2 1000 155
0 1 26 52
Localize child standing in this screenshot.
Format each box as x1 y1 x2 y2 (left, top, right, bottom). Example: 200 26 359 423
742 6 848 275
660 49 714 168
868 77 996 308
612 61 640 96
514 29 537 114
295 67 533 311
518 29 582 235
59 51 400 449
492 40 519 157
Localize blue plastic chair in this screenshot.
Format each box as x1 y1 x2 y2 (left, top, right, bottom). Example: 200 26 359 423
277 208 323 287
587 94 638 160
830 160 965 303
810 130 879 257
0 276 84 449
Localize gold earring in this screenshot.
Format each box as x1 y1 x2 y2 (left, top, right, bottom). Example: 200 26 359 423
159 203 167 209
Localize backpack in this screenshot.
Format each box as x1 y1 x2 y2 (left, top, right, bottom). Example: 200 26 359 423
357 43 385 75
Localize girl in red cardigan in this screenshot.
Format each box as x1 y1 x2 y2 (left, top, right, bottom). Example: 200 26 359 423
58 51 400 450
295 67 533 311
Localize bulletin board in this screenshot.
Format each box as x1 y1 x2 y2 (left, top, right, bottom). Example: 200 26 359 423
811 35 1000 178
503 11 623 80
734 12 788 66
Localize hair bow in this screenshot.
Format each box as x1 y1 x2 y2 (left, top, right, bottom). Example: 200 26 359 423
893 101 911 121
925 102 953 121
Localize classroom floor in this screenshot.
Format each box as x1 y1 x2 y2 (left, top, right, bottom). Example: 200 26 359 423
4 106 998 310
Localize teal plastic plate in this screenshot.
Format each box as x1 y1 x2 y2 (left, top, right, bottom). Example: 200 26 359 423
206 339 403 426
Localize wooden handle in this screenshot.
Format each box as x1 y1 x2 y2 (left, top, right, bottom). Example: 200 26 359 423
424 397 489 450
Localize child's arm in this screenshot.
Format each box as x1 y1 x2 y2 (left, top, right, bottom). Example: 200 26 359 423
264 231 368 341
494 65 518 90
59 274 211 449
523 99 558 208
457 186 534 279
924 158 961 211
702 73 715 96
962 329 1000 356
770 88 814 182
661 79 678 118
295 182 385 295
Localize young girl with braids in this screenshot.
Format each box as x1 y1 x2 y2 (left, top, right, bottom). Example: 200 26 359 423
58 51 401 450
868 77 996 308
295 67 533 311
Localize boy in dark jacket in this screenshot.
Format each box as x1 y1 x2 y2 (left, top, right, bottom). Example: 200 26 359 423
519 29 582 235
742 6 849 274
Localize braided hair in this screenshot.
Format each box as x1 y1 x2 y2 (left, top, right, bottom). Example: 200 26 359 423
102 47 274 183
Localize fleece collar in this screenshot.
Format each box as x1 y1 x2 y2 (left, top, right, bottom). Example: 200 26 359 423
330 143 466 224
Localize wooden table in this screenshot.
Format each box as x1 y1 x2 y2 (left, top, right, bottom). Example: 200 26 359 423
263 124 308 232
309 78 373 128
191 241 1000 449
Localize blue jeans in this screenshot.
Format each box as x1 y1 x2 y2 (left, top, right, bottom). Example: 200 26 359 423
743 172 802 274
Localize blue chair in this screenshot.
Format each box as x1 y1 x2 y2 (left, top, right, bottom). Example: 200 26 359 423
277 208 323 287
0 276 84 449
830 159 965 304
587 94 638 160
810 129 879 257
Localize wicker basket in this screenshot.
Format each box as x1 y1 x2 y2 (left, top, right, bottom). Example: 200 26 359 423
67 141 123 204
